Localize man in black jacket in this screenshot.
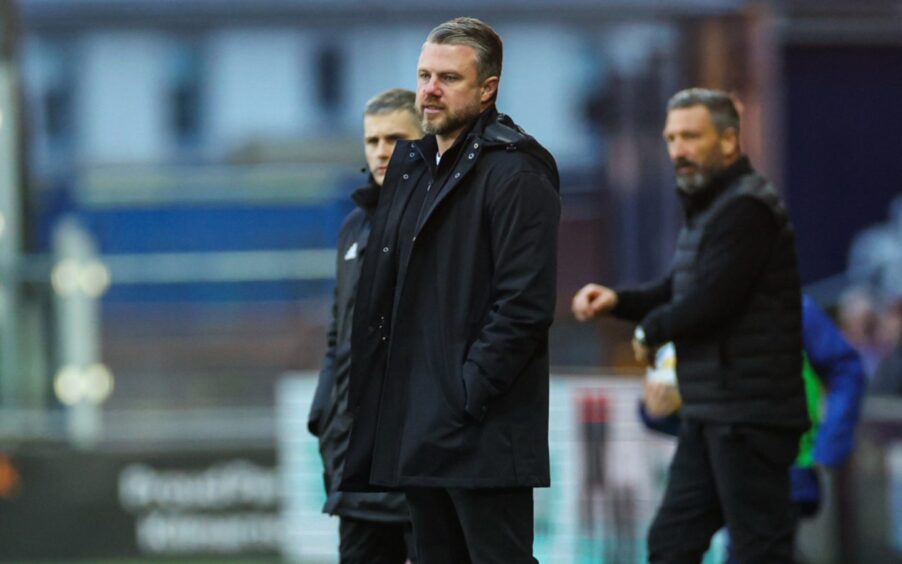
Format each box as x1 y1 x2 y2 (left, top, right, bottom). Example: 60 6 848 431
572 88 808 563
340 17 560 564
308 88 422 564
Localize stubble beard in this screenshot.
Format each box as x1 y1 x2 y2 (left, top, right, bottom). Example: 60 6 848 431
418 99 482 137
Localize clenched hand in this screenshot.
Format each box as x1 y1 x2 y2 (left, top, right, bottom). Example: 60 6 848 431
571 283 618 322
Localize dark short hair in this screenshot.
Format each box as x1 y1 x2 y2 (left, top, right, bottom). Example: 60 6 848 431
667 88 741 135
426 17 503 83
364 88 417 117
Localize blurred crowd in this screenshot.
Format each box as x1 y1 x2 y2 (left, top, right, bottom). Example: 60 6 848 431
839 194 902 393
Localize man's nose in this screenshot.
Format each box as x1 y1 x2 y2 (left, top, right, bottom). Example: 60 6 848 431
423 77 441 97
668 140 686 161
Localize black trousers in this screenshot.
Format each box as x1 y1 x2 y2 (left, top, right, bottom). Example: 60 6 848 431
339 517 415 564
648 419 802 564
405 487 537 564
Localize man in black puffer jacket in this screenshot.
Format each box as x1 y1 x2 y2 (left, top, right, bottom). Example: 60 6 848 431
573 88 808 564
307 88 422 564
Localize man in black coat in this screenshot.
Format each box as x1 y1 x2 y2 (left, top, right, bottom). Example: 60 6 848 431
307 88 422 564
340 17 560 564
572 88 809 563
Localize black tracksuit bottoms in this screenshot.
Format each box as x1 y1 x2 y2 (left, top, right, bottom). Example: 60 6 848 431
648 418 803 564
405 487 537 564
338 517 415 564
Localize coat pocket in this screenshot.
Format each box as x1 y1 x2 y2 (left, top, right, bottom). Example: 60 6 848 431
442 341 470 415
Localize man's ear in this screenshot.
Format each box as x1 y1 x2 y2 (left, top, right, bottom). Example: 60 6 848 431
480 76 499 105
720 127 739 159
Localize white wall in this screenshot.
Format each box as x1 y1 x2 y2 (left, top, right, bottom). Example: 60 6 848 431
21 22 677 168
205 28 310 153
341 24 427 135
497 25 593 167
343 23 596 165
77 32 169 164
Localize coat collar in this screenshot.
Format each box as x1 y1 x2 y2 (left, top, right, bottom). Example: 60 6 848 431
411 106 498 169
409 106 558 188
677 155 754 216
392 107 559 240
410 106 535 158
351 177 380 216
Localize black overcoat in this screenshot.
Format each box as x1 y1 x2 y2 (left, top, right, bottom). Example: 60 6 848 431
340 108 560 491
307 182 409 522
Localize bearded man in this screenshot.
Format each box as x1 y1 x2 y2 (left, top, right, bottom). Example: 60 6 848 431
572 88 808 563
340 17 560 564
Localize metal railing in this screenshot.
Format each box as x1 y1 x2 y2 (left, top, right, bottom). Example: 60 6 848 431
6 215 337 447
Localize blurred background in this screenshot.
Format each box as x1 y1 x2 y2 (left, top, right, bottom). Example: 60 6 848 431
0 0 900 562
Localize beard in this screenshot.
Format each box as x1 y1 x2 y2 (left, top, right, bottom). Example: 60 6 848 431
418 97 482 137
674 157 724 194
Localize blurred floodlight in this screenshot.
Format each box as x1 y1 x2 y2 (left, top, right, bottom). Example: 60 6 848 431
84 363 115 404
79 260 111 297
51 259 81 295
54 363 115 405
53 259 110 296
54 365 84 406
0 212 6 238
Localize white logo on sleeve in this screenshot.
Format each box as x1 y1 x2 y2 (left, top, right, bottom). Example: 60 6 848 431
344 242 358 261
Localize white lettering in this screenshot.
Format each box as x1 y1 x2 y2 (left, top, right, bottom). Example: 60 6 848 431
136 511 284 554
118 460 279 511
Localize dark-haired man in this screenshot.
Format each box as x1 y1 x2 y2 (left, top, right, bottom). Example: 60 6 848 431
341 17 560 564
573 88 808 563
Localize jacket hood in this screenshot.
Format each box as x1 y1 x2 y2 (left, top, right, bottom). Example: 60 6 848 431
474 108 560 191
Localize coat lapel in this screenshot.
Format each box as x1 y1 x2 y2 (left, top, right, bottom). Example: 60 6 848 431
378 143 428 249
414 138 484 237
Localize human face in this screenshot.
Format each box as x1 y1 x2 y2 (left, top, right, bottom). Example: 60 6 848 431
663 105 738 193
416 42 498 151
363 110 422 186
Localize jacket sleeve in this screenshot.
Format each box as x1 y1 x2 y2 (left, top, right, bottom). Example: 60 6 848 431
613 276 673 323
803 295 866 467
639 197 777 347
637 401 682 437
461 171 561 422
308 269 340 437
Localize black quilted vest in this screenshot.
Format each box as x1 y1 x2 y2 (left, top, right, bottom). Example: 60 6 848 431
672 169 808 429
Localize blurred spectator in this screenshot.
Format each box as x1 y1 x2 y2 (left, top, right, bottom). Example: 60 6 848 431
847 195 902 304
841 195 902 378
882 298 902 346
869 300 902 396
870 342 902 396
837 286 887 376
